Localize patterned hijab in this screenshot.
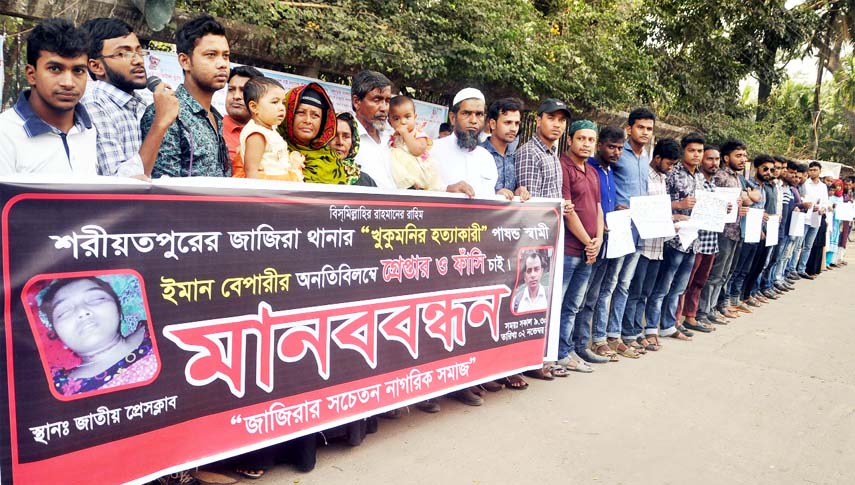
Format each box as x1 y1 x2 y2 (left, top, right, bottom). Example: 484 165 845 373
279 83 348 184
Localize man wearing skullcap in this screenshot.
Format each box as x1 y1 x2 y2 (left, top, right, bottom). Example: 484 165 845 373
554 119 603 374
432 87 499 199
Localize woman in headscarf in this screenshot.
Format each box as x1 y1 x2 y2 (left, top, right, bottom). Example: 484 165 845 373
333 112 376 187
279 83 367 185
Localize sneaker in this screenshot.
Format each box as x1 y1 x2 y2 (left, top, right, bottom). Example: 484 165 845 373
578 347 611 364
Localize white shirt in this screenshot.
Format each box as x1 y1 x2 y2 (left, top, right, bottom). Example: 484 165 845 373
804 178 830 210
0 91 98 177
516 284 548 312
354 118 395 189
432 134 498 199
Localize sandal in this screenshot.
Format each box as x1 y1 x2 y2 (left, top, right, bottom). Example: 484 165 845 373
547 364 570 377
500 374 529 390
591 342 619 362
523 365 555 381
643 335 661 351
235 468 265 480
627 339 647 355
608 339 640 359
669 330 692 341
480 381 504 392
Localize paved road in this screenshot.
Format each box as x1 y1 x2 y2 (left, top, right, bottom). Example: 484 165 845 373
222 259 855 485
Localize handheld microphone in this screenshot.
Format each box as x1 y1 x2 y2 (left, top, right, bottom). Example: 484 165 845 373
147 75 166 92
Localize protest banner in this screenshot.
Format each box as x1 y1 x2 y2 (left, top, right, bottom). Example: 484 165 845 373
789 212 806 237
0 179 562 485
836 202 855 221
744 208 764 243
605 210 634 259
690 190 728 232
629 194 675 239
713 187 741 223
765 215 780 247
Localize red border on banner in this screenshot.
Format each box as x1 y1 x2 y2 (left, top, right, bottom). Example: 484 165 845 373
2 190 560 485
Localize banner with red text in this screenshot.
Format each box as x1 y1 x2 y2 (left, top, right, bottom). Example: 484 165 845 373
0 179 562 485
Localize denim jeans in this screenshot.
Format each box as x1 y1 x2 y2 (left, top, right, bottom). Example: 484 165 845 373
772 234 790 283
576 256 625 346
728 242 758 303
698 235 739 319
609 250 640 340
645 246 696 336
623 255 660 339
557 255 593 360
797 225 820 273
759 242 780 291
785 235 804 275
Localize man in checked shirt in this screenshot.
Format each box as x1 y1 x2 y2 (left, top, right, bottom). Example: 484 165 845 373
80 18 179 177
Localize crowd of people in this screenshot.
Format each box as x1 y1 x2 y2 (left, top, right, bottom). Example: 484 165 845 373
1 15 854 485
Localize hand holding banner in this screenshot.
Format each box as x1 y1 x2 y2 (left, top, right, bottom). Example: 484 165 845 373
605 210 634 259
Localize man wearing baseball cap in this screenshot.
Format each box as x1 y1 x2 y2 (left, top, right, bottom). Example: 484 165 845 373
515 99 571 201
432 87 500 200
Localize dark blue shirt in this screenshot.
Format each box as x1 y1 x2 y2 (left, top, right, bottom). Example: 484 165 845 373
588 157 616 214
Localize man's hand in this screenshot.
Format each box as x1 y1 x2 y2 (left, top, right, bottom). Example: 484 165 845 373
585 237 601 260
738 206 749 216
562 199 575 215
763 212 770 223
447 181 475 198
152 83 180 129
615 204 629 210
679 196 697 210
515 185 531 202
803 201 813 210
672 214 690 222
496 188 514 200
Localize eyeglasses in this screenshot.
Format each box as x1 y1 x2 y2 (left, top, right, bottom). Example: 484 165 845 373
99 49 150 61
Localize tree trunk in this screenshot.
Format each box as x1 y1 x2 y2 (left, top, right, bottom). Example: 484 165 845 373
757 78 772 122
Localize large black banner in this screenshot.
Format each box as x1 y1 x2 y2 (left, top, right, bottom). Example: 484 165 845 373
0 180 562 484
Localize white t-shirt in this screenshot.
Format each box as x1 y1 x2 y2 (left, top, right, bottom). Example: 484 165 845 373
804 178 830 210
516 284 548 312
0 92 97 177
354 118 395 189
432 134 498 199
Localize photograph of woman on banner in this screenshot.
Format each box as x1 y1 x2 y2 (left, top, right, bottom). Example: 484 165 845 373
512 248 552 314
279 83 362 185
33 274 159 397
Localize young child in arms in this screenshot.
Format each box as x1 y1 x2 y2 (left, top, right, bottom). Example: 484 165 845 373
388 95 441 190
240 77 305 181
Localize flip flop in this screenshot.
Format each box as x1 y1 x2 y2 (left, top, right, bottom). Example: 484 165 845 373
500 374 529 390
523 366 554 381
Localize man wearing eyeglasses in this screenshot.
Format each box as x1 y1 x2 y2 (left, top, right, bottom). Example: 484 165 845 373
81 18 179 177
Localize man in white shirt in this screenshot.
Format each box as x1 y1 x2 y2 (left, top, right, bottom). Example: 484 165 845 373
351 70 395 188
515 251 549 312
0 18 97 176
795 161 828 277
431 87 500 199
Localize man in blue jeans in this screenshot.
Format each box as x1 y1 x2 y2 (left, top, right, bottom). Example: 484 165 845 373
794 161 827 279
576 126 643 362
645 133 706 341
727 155 773 309
556 120 603 374
623 138 680 351
610 108 655 352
